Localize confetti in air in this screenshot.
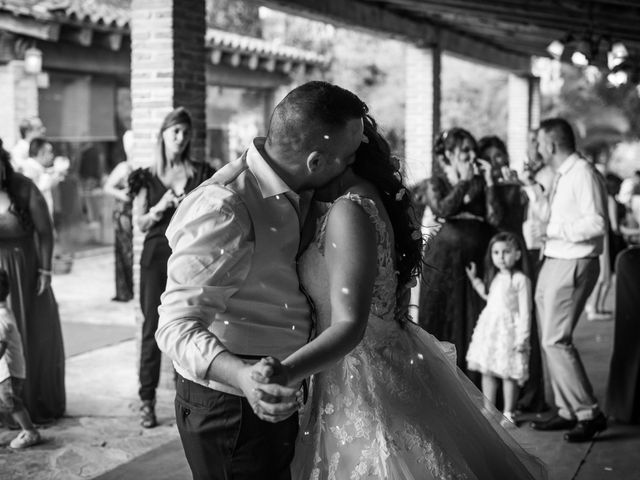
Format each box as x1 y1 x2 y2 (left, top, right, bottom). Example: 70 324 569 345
341 287 350 294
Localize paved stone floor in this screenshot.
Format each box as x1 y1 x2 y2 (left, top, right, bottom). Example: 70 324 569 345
0 249 178 480
0 250 638 479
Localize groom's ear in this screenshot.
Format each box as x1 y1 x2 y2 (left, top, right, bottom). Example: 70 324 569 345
306 151 323 173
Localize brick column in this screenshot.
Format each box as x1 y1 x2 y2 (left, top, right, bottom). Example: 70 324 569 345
130 0 206 391
507 74 540 171
0 61 38 148
404 44 441 186
130 0 206 167
529 76 541 130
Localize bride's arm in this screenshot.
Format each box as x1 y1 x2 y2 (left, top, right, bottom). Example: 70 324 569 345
280 198 378 386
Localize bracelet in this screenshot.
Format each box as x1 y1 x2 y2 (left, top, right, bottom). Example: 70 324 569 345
38 268 52 276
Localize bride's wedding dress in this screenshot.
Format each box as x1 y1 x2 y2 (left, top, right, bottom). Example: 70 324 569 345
292 193 546 480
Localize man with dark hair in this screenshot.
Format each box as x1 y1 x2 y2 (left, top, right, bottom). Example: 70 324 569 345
22 137 63 217
156 81 366 479
10 117 46 171
530 117 608 442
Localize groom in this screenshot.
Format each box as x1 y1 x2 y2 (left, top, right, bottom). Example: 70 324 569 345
155 81 366 480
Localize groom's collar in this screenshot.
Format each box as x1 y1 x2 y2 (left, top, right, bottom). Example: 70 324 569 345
247 138 295 199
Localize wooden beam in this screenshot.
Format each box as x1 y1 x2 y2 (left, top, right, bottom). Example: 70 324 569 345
251 0 530 71
106 32 122 51
40 41 129 79
206 63 290 89
60 26 93 47
0 13 60 41
389 0 640 41
247 54 259 70
94 32 123 51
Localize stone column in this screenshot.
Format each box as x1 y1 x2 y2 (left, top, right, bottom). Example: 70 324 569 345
130 0 207 391
0 60 38 148
507 74 540 171
404 44 441 186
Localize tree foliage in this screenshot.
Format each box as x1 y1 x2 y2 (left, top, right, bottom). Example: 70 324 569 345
206 0 261 37
542 64 640 143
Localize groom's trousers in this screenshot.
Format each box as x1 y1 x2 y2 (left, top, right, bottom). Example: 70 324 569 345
175 375 299 480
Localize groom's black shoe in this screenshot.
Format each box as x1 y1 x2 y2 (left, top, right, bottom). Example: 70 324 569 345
564 413 607 442
530 414 576 431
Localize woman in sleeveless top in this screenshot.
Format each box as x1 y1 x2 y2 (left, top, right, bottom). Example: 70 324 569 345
129 108 213 428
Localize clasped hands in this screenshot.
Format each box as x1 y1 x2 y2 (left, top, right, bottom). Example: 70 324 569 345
237 357 300 424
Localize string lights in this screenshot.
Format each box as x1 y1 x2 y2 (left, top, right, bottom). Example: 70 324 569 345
546 33 633 87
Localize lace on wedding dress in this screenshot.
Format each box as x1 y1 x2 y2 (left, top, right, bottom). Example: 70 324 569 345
293 193 547 480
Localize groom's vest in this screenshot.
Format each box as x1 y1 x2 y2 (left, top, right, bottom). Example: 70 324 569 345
204 150 311 363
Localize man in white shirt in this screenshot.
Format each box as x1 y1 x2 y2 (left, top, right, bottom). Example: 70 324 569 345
530 118 608 442
156 82 366 480
22 138 64 218
10 117 46 172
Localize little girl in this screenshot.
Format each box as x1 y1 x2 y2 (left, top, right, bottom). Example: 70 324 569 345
465 231 532 426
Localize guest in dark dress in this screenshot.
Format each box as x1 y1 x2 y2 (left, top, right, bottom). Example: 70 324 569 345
607 204 640 424
478 136 528 238
103 130 134 302
129 108 214 428
0 139 64 423
416 128 502 377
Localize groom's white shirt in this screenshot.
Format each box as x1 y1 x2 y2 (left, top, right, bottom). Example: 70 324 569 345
156 138 312 396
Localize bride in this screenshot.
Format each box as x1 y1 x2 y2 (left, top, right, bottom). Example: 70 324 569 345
254 114 547 479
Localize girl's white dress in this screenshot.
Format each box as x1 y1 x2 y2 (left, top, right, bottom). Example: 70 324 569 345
292 194 546 480
466 271 531 385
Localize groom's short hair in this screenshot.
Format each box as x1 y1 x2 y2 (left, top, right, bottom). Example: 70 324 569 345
266 81 367 155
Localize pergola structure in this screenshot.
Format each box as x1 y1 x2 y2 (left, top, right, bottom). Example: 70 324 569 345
260 0 640 66
125 0 640 184
253 0 640 181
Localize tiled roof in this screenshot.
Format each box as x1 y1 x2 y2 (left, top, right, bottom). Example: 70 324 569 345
0 0 327 67
206 28 327 67
0 0 129 29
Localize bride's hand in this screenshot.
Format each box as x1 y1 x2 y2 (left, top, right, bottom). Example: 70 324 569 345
251 357 291 386
236 361 298 423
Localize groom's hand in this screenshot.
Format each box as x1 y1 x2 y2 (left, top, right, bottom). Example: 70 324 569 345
251 357 290 386
236 361 299 423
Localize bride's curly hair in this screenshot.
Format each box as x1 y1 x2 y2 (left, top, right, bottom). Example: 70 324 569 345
352 115 423 324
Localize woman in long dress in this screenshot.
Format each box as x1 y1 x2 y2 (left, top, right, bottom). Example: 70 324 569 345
415 129 502 376
0 140 64 423
255 116 546 479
